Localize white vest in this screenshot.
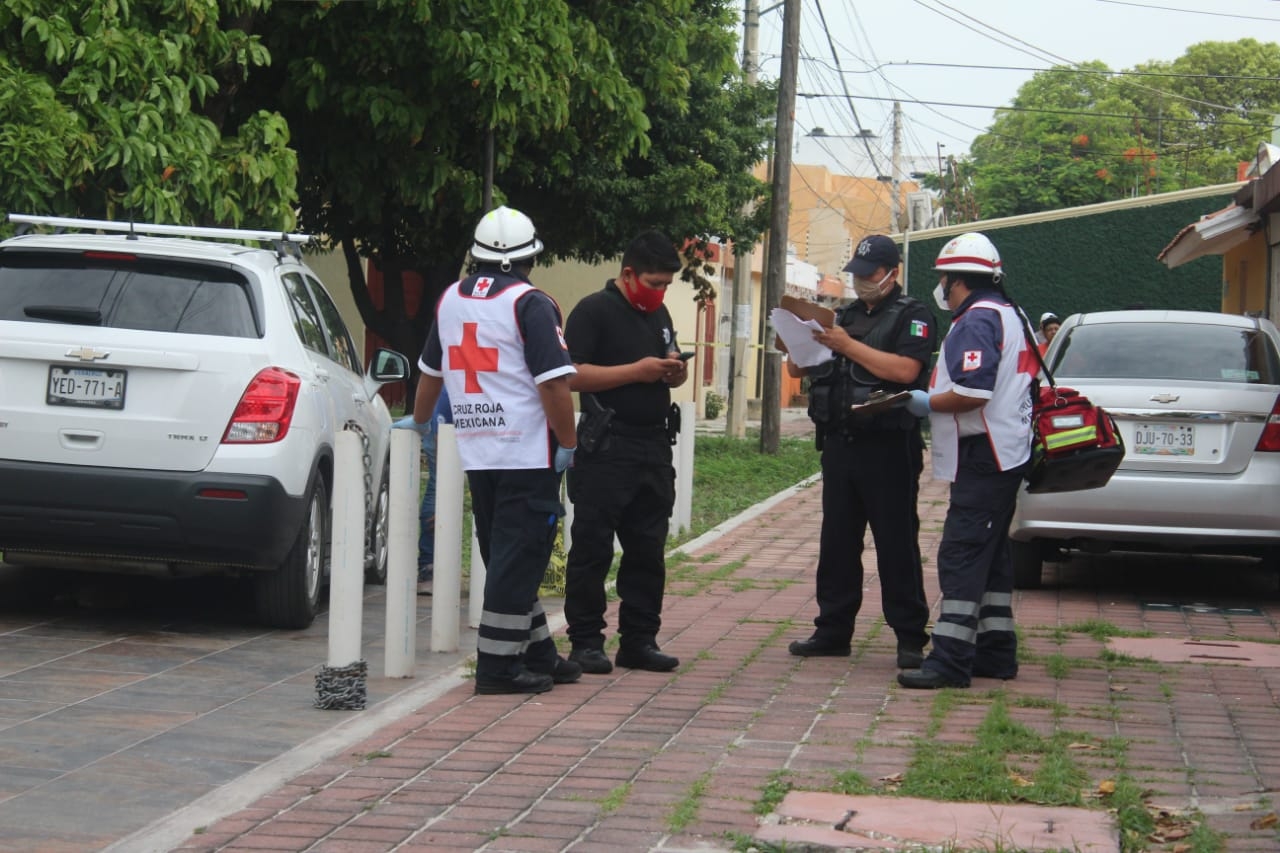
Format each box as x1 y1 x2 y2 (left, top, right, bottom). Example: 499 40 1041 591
928 299 1034 481
436 279 556 471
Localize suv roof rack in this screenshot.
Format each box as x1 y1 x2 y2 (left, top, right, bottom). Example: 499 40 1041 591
8 214 313 259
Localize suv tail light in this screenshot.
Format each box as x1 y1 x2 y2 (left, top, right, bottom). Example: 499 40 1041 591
1256 395 1280 452
223 368 301 443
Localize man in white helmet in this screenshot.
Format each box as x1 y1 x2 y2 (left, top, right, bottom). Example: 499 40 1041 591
900 231 1034 689
404 205 581 695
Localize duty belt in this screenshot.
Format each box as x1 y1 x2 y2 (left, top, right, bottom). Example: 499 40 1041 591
610 421 667 438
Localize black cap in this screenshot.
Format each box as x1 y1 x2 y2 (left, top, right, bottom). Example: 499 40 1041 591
843 234 901 277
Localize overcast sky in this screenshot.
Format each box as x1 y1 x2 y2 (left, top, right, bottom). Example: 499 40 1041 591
751 0 1280 177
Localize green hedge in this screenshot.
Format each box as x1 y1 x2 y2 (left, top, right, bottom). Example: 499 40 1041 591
903 191 1234 330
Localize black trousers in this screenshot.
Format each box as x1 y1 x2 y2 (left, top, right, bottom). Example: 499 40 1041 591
467 467 563 680
811 428 930 649
564 433 674 651
925 437 1026 685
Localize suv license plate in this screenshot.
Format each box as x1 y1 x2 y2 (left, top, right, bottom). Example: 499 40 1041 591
47 365 127 410
1133 422 1194 456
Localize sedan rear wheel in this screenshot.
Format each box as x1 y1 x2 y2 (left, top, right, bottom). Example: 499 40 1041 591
254 478 327 628
1011 539 1045 589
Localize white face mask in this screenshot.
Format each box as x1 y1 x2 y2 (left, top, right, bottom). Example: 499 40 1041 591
853 269 894 304
933 282 951 313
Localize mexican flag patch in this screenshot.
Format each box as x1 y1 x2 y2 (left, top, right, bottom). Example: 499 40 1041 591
909 319 929 338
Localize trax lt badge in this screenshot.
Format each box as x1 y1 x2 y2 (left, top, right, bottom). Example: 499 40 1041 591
65 346 110 362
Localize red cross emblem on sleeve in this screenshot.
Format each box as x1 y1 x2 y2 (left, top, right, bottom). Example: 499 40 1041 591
962 350 982 371
449 322 500 393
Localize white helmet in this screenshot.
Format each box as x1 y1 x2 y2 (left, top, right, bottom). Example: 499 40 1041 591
470 205 543 266
933 232 1002 280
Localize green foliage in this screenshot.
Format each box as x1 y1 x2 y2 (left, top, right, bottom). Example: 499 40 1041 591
703 391 725 420
235 0 774 365
963 40 1280 220
0 0 297 229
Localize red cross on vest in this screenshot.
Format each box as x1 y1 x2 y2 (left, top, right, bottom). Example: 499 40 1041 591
449 322 499 393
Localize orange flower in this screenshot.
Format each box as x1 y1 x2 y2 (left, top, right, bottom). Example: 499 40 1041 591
1073 134 1090 147
1095 168 1110 180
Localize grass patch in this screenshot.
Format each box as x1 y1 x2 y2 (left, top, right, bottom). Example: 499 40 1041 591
599 782 631 814
901 694 1090 806
669 771 712 832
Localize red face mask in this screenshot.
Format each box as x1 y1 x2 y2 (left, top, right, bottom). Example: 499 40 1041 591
622 271 666 313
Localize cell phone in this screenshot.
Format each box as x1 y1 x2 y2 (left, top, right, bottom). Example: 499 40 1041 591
677 351 695 361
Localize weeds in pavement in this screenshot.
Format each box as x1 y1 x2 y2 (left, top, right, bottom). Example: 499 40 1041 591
669 771 712 832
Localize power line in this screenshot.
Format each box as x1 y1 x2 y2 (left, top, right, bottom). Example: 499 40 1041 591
1096 0 1280 22
808 59 1280 83
797 92 1280 131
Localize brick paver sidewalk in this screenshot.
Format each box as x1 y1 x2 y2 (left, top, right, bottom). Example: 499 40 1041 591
159 461 1279 852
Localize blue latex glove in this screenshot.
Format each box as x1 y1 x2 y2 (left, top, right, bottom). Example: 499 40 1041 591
904 389 932 418
392 414 431 450
554 445 576 473
392 414 430 433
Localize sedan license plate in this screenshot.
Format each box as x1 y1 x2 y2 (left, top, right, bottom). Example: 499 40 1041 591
47 365 127 410
1133 422 1194 456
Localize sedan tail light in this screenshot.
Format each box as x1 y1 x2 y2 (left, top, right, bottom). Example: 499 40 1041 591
1255 395 1280 452
223 367 301 443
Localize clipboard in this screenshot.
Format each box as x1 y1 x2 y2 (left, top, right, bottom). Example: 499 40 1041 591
774 295 836 353
848 389 911 417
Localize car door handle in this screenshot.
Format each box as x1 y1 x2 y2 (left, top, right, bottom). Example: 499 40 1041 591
352 394 365 405
314 367 329 383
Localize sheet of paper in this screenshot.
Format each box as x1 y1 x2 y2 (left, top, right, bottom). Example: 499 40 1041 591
770 308 833 368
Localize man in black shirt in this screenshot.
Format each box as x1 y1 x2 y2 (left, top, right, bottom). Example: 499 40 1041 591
563 231 687 674
786 234 936 670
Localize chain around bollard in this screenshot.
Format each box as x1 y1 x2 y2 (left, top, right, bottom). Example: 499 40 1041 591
314 659 368 710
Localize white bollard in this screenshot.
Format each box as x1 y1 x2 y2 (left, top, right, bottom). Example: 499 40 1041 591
328 430 365 667
469 522 485 628
673 400 696 534
431 423 463 651
383 429 419 678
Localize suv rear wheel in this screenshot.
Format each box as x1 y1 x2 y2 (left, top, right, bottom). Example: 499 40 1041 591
1011 539 1045 589
254 478 327 628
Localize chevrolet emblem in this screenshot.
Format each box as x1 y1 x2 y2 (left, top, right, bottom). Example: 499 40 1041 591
1150 393 1180 403
65 346 110 362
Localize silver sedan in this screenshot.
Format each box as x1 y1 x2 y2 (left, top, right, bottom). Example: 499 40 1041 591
1010 309 1280 588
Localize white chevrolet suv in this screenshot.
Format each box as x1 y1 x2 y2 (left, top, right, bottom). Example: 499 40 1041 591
0 215 409 628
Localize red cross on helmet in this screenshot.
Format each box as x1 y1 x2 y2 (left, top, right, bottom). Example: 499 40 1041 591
933 232 1003 281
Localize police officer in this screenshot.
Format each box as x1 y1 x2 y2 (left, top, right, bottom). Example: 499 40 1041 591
563 230 687 674
786 234 935 669
900 232 1034 689
405 206 581 695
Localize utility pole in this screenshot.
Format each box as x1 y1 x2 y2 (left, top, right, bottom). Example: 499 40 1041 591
760 0 799 454
726 0 759 438
890 101 902 232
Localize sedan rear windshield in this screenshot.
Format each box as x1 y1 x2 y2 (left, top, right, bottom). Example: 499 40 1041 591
1051 321 1280 384
0 251 259 337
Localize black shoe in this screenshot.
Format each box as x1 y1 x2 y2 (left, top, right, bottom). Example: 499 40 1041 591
568 647 614 675
896 642 925 669
973 666 1018 680
788 637 851 657
615 645 679 672
474 668 554 695
897 668 968 690
528 655 583 684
